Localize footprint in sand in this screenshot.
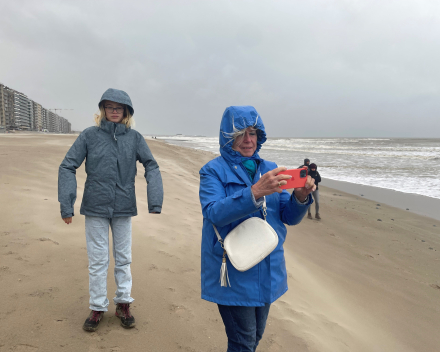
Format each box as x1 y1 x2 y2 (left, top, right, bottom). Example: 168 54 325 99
10 344 39 352
158 250 175 258
170 304 193 320
149 264 159 271
38 237 59 245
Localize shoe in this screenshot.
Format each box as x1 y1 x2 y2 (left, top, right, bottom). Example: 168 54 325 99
83 310 104 332
315 213 321 220
307 213 312 219
115 303 136 329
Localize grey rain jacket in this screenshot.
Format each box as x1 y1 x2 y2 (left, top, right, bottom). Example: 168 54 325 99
58 118 163 218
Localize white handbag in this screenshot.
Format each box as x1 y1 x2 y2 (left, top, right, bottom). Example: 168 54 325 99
212 196 279 287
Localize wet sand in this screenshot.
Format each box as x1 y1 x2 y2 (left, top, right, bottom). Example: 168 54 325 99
321 178 440 221
0 134 439 352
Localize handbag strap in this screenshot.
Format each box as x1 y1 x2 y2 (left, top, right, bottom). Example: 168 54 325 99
212 173 268 241
212 194 267 242
212 224 223 243
259 173 267 221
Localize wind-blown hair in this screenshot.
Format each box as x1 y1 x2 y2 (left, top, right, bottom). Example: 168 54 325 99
94 102 135 128
230 127 258 151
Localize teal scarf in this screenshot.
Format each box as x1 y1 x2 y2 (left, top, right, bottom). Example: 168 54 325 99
241 159 257 181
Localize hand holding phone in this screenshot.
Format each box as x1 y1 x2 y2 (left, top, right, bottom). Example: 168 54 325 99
277 168 308 189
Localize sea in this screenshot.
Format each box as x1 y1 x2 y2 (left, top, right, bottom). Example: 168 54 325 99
155 136 440 200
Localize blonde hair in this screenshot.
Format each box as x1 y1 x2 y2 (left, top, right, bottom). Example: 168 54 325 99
94 102 135 128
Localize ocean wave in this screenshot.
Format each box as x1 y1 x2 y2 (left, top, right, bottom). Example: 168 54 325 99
162 137 440 198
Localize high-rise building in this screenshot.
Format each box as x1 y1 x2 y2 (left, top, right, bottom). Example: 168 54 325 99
41 108 48 131
0 83 14 129
32 101 43 131
0 82 72 133
12 90 33 130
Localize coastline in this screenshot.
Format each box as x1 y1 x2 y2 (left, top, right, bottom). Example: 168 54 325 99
160 137 440 221
1 134 439 352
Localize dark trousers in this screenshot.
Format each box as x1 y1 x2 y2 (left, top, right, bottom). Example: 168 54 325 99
217 303 271 352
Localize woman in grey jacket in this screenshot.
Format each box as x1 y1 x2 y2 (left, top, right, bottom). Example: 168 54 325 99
58 88 164 332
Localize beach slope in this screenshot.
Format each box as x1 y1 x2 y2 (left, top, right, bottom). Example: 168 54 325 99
0 134 439 352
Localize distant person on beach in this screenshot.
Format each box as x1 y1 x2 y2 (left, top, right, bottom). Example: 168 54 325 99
307 163 322 220
299 158 310 169
199 106 315 351
58 88 163 332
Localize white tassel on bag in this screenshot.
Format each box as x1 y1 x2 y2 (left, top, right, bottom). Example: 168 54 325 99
220 254 231 287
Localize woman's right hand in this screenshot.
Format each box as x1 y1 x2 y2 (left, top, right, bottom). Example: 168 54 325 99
251 167 291 199
63 217 72 224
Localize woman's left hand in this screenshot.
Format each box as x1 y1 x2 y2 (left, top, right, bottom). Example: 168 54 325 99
293 176 316 202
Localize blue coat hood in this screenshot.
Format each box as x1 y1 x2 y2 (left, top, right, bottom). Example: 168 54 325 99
219 106 267 164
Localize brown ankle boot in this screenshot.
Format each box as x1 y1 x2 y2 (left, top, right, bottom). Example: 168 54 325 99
83 310 104 332
315 213 321 220
115 303 136 329
307 213 312 219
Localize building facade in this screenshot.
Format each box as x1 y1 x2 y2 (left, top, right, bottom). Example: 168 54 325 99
0 84 14 129
32 102 43 131
0 82 71 133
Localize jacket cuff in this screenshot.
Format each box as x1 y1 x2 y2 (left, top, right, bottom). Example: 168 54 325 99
292 193 312 206
149 206 162 214
251 190 264 208
61 211 74 218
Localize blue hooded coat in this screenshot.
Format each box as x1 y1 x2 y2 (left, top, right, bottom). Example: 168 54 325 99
199 106 312 306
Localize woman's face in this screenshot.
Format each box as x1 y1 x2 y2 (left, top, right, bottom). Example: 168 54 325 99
232 127 258 157
104 100 125 124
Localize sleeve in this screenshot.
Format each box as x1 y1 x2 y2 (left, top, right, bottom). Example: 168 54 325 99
279 190 313 226
199 168 261 227
136 135 164 213
58 132 87 218
316 172 321 183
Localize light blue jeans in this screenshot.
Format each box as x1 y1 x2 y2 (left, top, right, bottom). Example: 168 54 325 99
307 189 320 215
85 216 134 311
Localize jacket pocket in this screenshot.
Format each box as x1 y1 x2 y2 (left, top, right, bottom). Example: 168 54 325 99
114 184 136 213
83 180 110 210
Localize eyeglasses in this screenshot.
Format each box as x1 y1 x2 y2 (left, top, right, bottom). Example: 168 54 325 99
104 106 124 113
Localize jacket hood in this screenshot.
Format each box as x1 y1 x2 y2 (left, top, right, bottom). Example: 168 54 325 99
99 88 134 115
304 158 310 165
219 106 267 163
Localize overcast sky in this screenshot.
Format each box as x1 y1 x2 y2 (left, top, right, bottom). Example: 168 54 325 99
1 0 439 137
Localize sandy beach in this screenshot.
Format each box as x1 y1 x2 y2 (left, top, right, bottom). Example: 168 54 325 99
1 133 439 352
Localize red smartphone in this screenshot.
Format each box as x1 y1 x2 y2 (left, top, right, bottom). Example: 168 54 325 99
277 168 308 189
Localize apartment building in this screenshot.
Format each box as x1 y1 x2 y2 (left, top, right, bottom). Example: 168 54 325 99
0 84 14 129
0 82 71 133
32 101 43 131
12 90 33 130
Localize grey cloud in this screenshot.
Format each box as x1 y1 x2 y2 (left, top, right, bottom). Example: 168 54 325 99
1 0 439 137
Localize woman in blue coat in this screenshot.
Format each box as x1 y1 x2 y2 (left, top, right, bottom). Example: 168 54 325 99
199 106 316 351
